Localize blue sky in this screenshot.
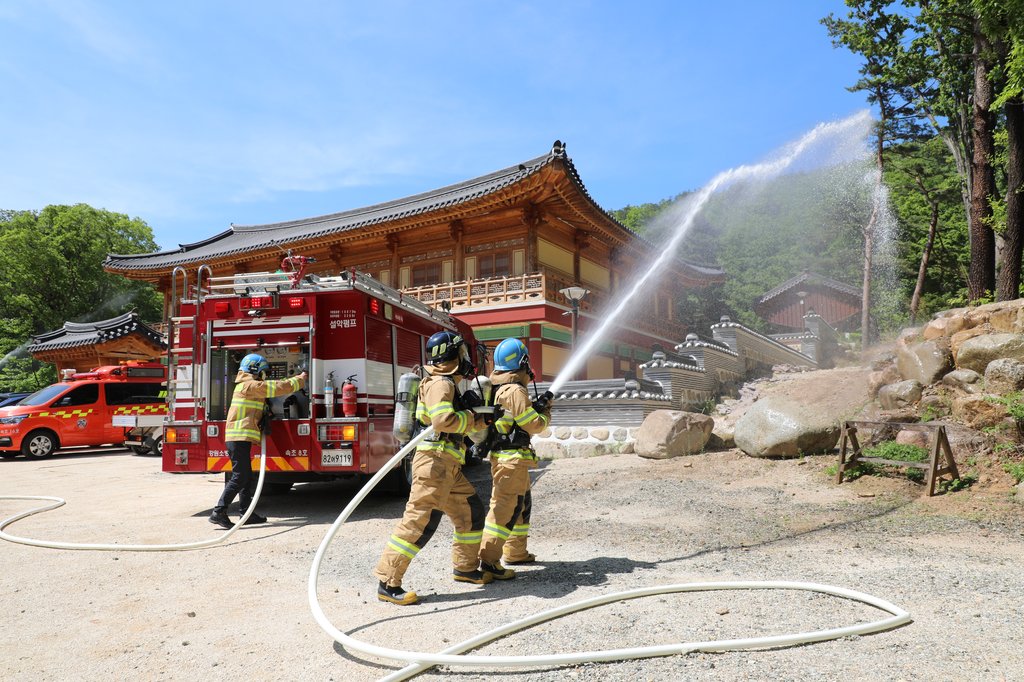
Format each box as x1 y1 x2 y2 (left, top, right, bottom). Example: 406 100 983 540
0 1 869 252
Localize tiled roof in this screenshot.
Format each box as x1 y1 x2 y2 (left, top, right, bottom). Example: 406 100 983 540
103 141 724 280
758 271 860 305
28 312 165 353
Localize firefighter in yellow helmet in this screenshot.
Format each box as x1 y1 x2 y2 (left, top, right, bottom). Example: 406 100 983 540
373 331 491 605
209 353 307 529
478 337 551 579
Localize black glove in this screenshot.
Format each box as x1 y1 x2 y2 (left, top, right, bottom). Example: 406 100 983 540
461 389 484 409
532 390 554 414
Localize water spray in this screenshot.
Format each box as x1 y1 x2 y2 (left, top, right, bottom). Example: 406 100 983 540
551 110 874 393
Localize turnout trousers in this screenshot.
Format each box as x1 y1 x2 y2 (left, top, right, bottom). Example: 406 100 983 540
479 457 533 565
374 449 486 588
215 441 255 515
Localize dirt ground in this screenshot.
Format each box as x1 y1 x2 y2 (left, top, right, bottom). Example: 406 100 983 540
1 444 1021 681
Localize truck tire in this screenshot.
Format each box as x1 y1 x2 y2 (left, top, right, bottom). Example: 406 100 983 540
129 445 150 456
21 430 58 458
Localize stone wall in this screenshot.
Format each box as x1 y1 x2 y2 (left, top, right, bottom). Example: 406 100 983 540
532 425 639 460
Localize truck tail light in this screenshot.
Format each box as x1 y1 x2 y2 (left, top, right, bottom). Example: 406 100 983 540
166 426 200 443
287 296 303 309
318 424 356 441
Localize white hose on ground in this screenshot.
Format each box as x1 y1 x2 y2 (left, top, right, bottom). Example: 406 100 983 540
0 435 270 551
307 427 912 680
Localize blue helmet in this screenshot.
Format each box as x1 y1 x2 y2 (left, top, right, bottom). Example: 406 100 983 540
239 353 269 376
493 338 529 372
426 331 464 365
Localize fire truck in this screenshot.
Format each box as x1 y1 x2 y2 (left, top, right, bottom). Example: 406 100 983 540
0 361 166 458
161 255 480 492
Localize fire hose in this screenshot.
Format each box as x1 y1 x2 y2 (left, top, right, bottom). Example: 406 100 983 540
0 431 911 678
0 436 272 551
307 426 912 681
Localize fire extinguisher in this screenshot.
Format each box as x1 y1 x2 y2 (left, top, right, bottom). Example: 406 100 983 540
341 374 358 417
324 371 336 419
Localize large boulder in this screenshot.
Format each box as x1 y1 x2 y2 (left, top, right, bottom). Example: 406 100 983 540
922 309 968 340
964 299 1024 332
895 338 953 385
942 368 983 393
950 325 994 360
955 333 1024 373
878 380 923 409
950 394 1011 431
984 358 1024 394
868 364 901 399
734 397 843 457
634 410 713 459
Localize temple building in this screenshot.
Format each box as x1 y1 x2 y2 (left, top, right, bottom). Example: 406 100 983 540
755 271 861 333
27 312 166 376
104 141 724 381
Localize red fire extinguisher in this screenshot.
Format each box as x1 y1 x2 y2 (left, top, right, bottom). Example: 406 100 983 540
341 374 358 417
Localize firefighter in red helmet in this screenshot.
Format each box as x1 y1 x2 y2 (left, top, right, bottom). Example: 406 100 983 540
373 330 491 605
477 337 551 579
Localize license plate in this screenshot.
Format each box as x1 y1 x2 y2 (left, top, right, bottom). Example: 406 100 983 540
321 449 353 467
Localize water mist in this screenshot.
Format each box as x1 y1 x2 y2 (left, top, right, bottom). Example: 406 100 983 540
549 110 877 393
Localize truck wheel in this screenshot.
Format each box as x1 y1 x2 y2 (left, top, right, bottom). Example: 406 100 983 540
129 445 150 456
21 430 58 458
153 436 163 457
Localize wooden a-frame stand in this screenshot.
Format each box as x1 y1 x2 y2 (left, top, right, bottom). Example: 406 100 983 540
836 421 960 497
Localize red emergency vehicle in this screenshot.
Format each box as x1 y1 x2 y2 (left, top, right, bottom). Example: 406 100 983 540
161 256 480 492
0 361 166 458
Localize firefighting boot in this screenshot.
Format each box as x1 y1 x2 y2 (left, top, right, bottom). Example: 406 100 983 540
452 568 493 585
480 561 516 580
503 552 536 565
377 581 419 606
209 511 233 530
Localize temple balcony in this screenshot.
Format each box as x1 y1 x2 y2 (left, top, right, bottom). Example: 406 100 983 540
400 272 689 342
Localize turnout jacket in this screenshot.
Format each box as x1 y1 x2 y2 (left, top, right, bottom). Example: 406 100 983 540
415 364 482 465
488 369 550 463
225 371 306 444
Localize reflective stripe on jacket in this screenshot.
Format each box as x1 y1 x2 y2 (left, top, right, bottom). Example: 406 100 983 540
414 372 478 464
225 371 306 443
489 371 549 461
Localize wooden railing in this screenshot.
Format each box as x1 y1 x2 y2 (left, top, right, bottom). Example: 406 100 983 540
402 273 547 310
401 272 689 342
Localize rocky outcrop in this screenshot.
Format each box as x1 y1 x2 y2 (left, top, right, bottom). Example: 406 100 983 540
955 333 1024 373
877 380 923 409
950 394 1010 431
984 358 1024 394
734 396 842 457
896 337 953 385
942 369 983 393
634 410 713 459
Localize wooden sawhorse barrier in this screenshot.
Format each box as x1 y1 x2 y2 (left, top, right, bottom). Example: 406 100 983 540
836 421 960 496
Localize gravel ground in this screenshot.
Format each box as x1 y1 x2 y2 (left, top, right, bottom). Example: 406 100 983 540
0 446 1021 681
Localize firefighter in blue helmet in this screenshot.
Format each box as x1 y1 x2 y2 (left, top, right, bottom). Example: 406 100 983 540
477 337 551 579
373 331 491 605
209 353 306 529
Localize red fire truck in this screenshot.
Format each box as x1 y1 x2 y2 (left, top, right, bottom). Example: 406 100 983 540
161 256 480 492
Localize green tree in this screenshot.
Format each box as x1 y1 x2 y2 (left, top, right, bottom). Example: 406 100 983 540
0 204 162 391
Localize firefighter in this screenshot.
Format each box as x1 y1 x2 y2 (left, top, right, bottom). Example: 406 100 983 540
478 337 551 578
373 330 491 605
209 353 307 529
